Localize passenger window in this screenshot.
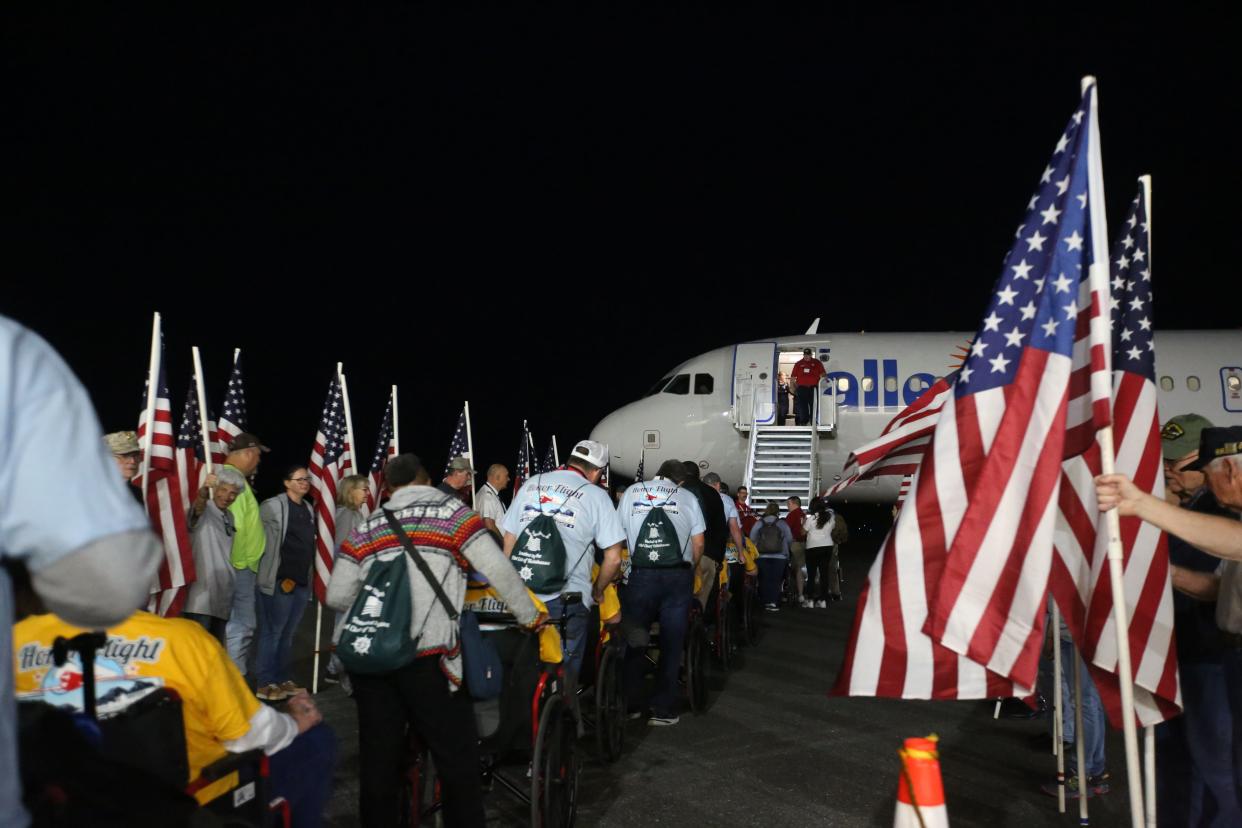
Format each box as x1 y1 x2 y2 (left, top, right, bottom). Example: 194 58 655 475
1187 376 1201 392
836 377 851 391
884 377 898 393
646 376 673 397
693 374 714 395
663 374 690 395
908 377 927 392
1230 376 1242 392
1159 376 1174 392
861 377 875 393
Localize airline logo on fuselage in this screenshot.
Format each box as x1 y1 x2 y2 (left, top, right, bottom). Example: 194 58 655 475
824 358 939 409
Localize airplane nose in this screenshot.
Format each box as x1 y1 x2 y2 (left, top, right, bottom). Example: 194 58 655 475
590 407 639 478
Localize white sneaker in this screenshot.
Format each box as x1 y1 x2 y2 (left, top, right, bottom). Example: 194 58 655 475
816 600 828 609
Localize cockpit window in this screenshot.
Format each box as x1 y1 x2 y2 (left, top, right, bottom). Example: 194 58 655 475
693 374 714 395
646 376 674 397
663 374 691 395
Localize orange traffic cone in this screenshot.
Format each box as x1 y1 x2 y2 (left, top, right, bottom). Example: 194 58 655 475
893 735 948 828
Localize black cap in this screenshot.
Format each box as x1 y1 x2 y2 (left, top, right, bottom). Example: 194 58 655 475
231 432 271 453
803 347 813 355
1186 426 1242 471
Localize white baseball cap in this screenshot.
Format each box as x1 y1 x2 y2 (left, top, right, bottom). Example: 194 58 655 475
569 439 609 468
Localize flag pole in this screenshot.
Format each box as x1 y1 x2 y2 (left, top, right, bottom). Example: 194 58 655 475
391 385 400 454
1082 75 1144 828
1052 604 1066 813
1073 646 1090 825
1139 172 1157 828
140 312 162 506
552 435 559 468
191 347 214 477
337 364 358 476
463 401 475 507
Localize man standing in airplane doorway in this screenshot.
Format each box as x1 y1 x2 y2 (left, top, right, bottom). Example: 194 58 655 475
792 348 827 426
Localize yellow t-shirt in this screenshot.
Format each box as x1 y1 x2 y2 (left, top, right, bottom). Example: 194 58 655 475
463 584 564 664
13 611 261 805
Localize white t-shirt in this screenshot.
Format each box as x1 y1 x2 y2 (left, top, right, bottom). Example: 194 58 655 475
501 469 625 608
617 477 706 565
474 482 507 526
803 511 836 548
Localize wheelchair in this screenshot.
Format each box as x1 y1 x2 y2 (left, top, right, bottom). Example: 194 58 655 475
18 632 288 828
725 540 762 646
405 590 582 828
576 601 626 763
698 559 735 673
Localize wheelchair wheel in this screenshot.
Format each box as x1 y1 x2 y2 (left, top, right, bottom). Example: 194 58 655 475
531 694 578 828
685 621 710 713
744 582 763 646
594 644 625 763
714 590 732 672
400 749 441 827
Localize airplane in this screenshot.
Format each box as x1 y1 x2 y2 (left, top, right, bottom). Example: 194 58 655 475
590 319 1242 506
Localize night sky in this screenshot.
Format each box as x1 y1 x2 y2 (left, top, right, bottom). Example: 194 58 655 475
4 7 1238 495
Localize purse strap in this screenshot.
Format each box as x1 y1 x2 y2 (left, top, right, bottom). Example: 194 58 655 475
382 507 459 622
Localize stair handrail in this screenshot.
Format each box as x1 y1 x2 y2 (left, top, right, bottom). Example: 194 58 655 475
742 390 761 490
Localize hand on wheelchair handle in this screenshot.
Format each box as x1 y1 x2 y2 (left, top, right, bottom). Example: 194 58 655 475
529 610 550 630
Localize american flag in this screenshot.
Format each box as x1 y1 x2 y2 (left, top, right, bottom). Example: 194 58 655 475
310 376 352 603
834 83 1112 700
365 396 396 515
135 347 194 618
512 423 533 495
1051 183 1180 725
445 409 471 475
213 352 248 463
175 380 211 515
539 440 558 474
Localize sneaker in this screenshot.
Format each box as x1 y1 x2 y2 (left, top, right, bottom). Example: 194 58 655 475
256 684 288 701
1040 772 1109 799
799 597 810 608
626 710 645 721
279 680 306 696
764 604 780 613
816 600 828 608
648 714 680 727
1088 772 1110 795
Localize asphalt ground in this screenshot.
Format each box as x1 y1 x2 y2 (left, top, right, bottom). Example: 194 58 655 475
285 517 1132 827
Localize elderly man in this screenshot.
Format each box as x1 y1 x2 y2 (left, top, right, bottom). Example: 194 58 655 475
474 463 509 537
439 455 474 501
1097 425 1242 804
183 467 247 643
104 430 142 482
222 432 270 678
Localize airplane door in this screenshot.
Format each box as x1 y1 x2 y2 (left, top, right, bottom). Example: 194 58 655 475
1224 367 1242 413
733 342 777 430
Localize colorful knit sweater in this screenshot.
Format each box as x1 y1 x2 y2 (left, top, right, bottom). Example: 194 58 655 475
325 485 539 690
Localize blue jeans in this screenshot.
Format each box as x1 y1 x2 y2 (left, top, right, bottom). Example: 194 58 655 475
757 557 786 606
225 568 258 677
1056 640 1106 777
1222 649 1242 798
268 722 338 828
543 595 589 681
621 567 692 716
255 584 310 687
1156 660 1242 827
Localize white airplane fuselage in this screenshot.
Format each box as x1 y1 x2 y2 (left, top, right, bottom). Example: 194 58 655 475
590 331 1242 503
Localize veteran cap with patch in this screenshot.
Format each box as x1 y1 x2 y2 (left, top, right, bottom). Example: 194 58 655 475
104 431 140 455
1160 413 1214 461
1187 426 1242 471
230 432 271 453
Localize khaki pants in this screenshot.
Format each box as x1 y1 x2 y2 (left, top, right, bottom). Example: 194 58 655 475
695 557 719 609
790 542 807 599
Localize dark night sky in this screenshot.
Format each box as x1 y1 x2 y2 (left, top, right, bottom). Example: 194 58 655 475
4 6 1239 494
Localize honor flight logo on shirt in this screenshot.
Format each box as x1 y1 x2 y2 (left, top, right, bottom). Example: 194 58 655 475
15 639 167 719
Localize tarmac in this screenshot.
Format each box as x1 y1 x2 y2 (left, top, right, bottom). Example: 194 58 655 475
291 516 1131 827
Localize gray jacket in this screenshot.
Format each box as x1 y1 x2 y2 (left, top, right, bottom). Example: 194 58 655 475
257 494 316 596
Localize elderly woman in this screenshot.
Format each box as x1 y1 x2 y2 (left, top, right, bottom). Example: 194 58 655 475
183 466 247 642
749 502 793 611
326 474 369 691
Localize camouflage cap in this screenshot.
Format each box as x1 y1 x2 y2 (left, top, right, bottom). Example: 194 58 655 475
104 431 140 455
1160 413 1214 461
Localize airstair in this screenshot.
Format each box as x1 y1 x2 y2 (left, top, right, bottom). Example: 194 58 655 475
743 426 818 514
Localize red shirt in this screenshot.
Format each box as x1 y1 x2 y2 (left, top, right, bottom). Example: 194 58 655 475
737 501 759 537
786 507 806 541
793 356 827 387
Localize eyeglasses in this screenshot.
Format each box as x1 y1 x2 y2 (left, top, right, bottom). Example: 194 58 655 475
289 476 312 483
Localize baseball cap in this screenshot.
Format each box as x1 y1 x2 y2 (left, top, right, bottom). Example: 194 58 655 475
1160 414 1214 461
104 431 140 455
1186 426 1242 471
569 439 609 468
231 432 271 453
